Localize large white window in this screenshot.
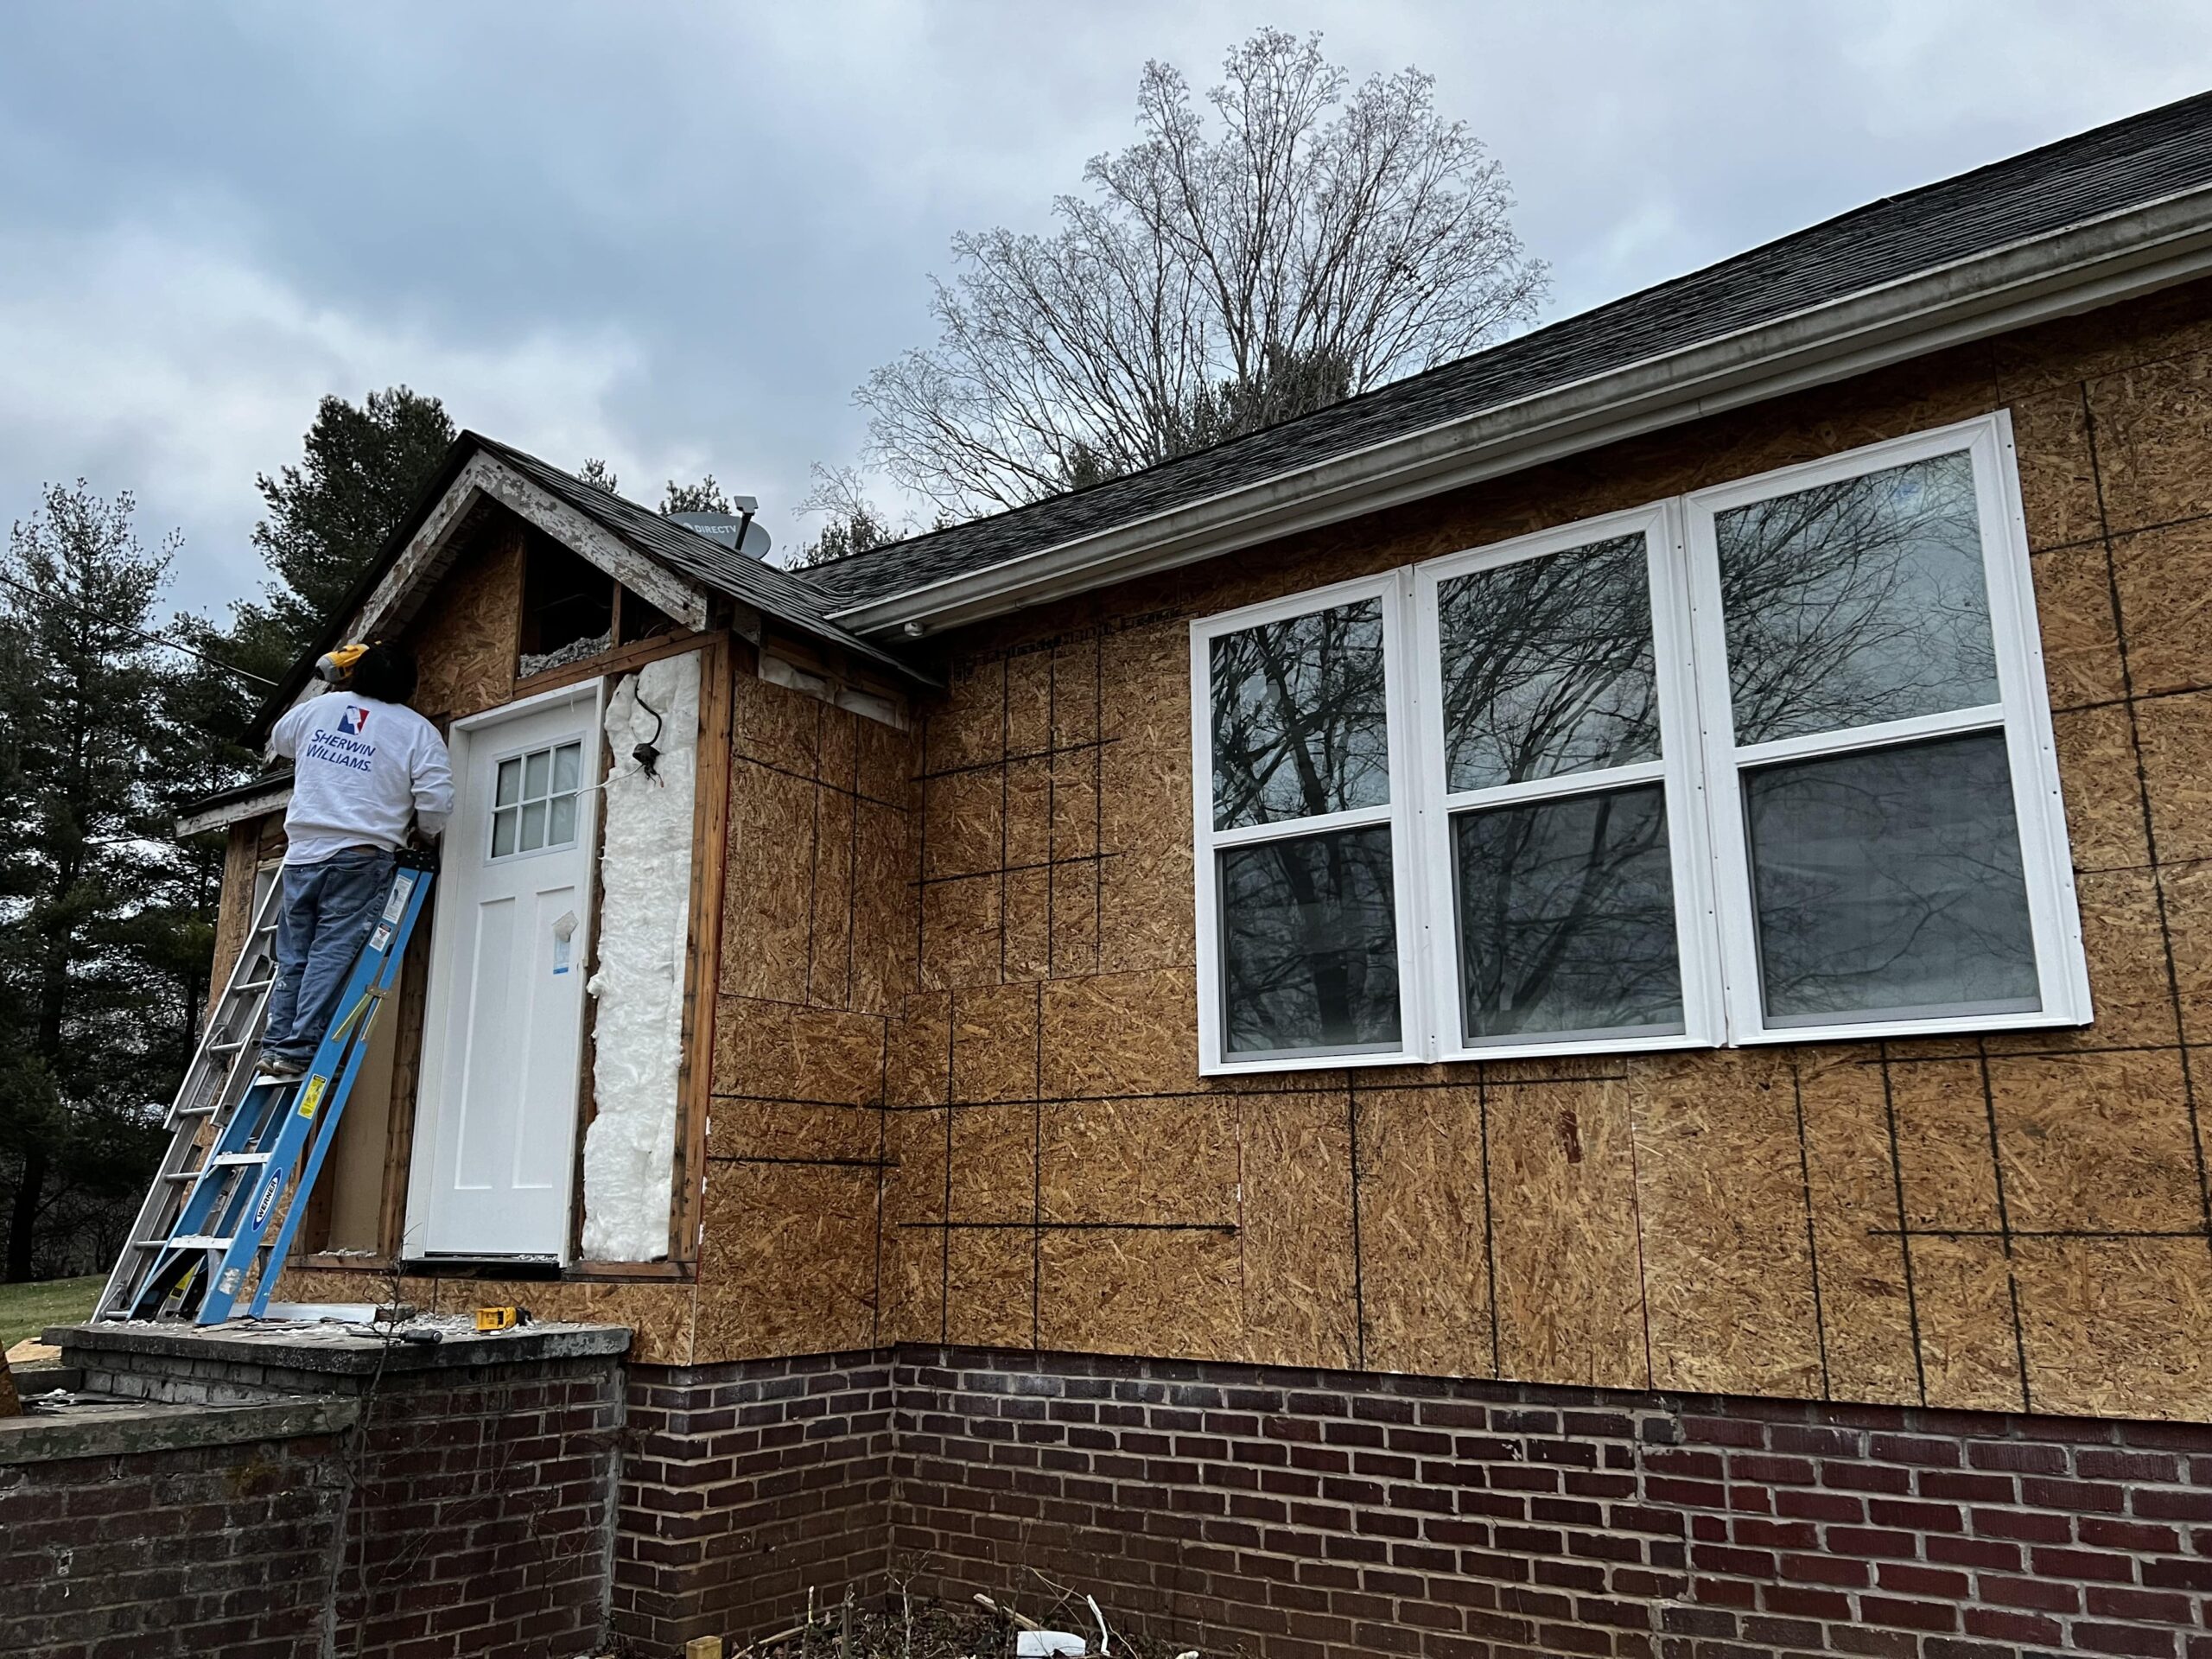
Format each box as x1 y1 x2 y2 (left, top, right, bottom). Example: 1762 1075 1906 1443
1189 414 2088 1073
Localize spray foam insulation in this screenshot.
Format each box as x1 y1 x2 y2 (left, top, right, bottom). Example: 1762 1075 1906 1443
581 649 701 1262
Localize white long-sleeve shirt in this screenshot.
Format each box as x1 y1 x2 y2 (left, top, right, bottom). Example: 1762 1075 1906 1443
269 691 454 867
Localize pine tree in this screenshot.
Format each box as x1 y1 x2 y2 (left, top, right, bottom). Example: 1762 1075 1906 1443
226 387 454 682
0 483 247 1280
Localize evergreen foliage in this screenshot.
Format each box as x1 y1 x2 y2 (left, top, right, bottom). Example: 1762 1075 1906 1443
0 483 249 1280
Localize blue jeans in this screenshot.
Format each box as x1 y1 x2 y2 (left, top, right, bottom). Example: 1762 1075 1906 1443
261 847 397 1066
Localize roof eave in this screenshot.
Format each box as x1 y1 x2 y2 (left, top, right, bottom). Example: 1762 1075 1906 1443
828 187 2212 639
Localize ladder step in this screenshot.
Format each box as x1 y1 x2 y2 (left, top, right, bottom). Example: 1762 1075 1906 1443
165 1153 270 1182
165 1234 236 1251
237 978 274 993
210 1039 248 1054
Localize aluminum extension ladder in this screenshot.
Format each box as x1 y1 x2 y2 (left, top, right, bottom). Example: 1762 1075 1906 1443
94 855 436 1325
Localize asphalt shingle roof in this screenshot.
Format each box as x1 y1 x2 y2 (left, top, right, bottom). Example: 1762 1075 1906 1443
801 88 2212 614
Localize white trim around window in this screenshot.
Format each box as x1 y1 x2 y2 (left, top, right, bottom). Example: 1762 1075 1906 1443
1188 412 2091 1075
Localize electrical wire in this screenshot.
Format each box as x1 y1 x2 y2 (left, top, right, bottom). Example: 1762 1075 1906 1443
0 565 281 689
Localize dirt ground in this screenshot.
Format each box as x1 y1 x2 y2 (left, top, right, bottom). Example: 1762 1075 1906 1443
736 1588 1206 1658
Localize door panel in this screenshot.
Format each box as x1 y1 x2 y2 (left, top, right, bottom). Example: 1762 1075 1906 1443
410 686 598 1259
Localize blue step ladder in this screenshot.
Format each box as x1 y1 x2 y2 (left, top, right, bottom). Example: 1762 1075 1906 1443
94 855 436 1325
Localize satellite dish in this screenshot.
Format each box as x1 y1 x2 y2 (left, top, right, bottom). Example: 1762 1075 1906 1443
668 509 772 562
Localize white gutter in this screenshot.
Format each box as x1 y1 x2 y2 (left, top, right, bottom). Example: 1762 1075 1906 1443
830 187 2212 638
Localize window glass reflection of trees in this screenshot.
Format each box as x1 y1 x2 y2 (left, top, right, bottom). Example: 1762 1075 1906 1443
1437 535 1658 790
1454 785 1681 1039
1746 732 2038 1024
1211 601 1389 830
1220 825 1402 1055
1717 452 1999 746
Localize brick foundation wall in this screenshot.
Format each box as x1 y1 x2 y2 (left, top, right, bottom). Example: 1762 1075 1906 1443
16 1327 626 1659
0 1421 350 1657
887 1347 2212 1659
614 1351 898 1655
332 1357 624 1658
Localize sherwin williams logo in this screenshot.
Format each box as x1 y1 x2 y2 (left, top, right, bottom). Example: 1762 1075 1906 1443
338 705 372 735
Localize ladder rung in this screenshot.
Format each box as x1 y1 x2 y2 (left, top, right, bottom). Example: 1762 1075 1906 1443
166 1234 235 1251
237 978 274 992
168 1152 269 1179
210 1039 247 1054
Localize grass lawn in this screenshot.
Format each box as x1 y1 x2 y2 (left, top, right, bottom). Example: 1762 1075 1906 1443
0 1274 105 1350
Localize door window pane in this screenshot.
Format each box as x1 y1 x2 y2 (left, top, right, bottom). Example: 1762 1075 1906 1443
1438 535 1659 791
1718 450 1999 745
1745 731 2038 1025
1219 824 1401 1057
1211 600 1389 830
1453 784 1681 1039
490 740 586 860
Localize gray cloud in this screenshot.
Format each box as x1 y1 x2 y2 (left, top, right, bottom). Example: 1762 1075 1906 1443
1 0 2204 615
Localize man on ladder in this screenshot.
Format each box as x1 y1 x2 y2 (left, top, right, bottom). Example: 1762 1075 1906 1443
256 641 453 1082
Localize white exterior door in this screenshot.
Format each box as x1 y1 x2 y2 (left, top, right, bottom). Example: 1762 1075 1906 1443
409 684 599 1259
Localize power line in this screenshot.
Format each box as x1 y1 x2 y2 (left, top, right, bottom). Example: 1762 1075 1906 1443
0 566 281 689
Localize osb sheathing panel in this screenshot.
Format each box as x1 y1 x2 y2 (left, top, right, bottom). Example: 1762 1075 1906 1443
1630 1050 1824 1400
879 1105 948 1344
2111 516 2212 700
1351 1086 1492 1380
693 1160 878 1363
1481 1077 1649 1390
1910 1235 2030 1412
1038 1226 1241 1358
722 672 918 1017
2083 346 2212 534
404 526 520 724
2014 1237 2212 1419
712 997 886 1108
2134 687 2212 867
2050 704 2152 871
2009 385 2104 552
645 281 2212 1421
1236 1092 1359 1370
1040 1095 1237 1228
1987 1050 2204 1232
2028 542 2126 709
1795 1049 1921 1407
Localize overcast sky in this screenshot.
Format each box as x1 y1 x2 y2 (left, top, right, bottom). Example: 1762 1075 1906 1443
2 1 2206 619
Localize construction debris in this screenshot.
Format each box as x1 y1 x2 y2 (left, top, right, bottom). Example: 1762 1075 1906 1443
728 1585 1203 1658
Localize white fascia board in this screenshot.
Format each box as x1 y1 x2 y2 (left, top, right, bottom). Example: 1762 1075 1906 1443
830 188 2212 639
177 782 293 838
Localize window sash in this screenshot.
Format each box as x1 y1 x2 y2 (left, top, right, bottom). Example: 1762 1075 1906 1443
1684 417 2089 1043
1191 571 1427 1072
1413 503 1724 1060
1188 411 2088 1073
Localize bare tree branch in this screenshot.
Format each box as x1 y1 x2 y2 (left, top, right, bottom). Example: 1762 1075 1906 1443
855 28 1548 518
